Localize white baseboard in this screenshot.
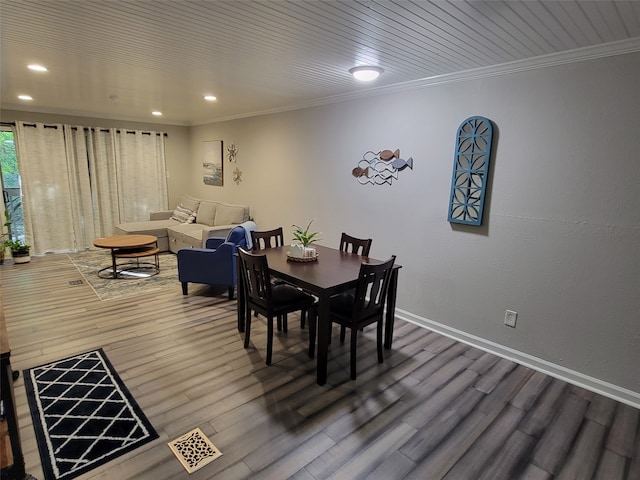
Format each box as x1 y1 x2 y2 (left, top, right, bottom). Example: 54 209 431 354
396 309 640 409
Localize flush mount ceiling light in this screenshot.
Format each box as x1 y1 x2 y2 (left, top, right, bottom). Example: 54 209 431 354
18 94 33 101
28 64 48 72
349 66 384 81
203 95 217 101
151 110 162 116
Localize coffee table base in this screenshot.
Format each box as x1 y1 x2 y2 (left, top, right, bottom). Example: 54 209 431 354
98 246 160 279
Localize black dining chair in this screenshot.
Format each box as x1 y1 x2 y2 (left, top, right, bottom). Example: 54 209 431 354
329 255 396 380
250 227 290 330
237 247 317 365
339 232 372 257
251 227 284 251
301 232 373 330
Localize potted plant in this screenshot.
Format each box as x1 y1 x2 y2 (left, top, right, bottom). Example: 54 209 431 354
6 239 30 264
290 220 321 260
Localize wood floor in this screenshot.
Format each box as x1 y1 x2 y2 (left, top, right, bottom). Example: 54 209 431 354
1 254 639 480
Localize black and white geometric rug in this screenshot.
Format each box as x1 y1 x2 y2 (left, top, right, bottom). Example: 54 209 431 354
23 349 158 480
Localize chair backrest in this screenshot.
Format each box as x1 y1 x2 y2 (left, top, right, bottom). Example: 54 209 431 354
340 232 372 256
352 255 396 323
237 247 273 311
251 227 284 251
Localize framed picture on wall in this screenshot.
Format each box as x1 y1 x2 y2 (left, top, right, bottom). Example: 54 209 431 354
203 140 223 186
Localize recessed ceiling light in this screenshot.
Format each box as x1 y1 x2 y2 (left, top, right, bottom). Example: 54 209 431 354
349 66 384 81
151 111 162 116
28 64 48 72
18 94 33 101
204 95 217 101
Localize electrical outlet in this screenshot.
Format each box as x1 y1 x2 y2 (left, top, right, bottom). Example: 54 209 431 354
504 310 518 328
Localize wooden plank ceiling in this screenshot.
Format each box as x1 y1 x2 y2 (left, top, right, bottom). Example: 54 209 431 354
1 0 640 125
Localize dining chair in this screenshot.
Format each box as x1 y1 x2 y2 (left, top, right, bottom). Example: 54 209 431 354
251 227 284 251
328 255 396 380
301 231 373 330
237 247 317 365
339 232 372 256
249 227 290 329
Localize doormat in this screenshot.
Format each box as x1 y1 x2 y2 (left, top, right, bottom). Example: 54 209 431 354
23 349 158 480
168 427 223 474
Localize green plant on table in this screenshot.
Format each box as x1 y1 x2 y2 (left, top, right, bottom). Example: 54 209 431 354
291 220 321 247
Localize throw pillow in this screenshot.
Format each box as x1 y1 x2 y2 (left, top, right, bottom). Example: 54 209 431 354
214 204 246 225
171 205 195 223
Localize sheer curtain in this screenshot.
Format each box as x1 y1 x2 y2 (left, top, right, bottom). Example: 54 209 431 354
15 122 168 254
15 122 76 253
115 130 167 222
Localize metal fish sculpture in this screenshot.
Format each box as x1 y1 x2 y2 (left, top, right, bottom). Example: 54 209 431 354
379 149 400 161
353 149 414 185
391 157 413 171
352 166 370 178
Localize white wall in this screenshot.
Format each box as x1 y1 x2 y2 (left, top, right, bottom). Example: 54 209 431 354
189 52 640 399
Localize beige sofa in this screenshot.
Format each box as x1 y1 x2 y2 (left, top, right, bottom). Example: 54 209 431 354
114 195 250 253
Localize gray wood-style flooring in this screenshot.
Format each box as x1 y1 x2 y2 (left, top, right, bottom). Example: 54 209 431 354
2 254 639 480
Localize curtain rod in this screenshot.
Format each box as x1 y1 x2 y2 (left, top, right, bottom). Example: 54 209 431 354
1 121 167 136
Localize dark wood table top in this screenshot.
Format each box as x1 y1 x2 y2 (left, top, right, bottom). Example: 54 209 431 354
261 244 391 295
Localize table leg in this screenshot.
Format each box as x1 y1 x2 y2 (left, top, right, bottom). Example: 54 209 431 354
236 255 245 332
384 268 399 349
316 293 330 385
111 249 117 279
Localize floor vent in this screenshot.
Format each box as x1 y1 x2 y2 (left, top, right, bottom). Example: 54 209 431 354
168 428 222 474
68 279 85 286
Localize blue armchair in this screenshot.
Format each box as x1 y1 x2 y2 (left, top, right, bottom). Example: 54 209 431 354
177 225 248 299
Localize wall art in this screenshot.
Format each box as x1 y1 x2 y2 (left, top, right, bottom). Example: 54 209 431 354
203 140 223 186
352 148 413 185
227 142 238 162
447 116 493 226
233 167 243 185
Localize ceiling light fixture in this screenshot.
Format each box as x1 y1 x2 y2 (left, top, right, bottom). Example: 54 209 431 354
349 66 384 81
18 94 33 101
28 64 48 72
204 95 217 101
151 111 162 116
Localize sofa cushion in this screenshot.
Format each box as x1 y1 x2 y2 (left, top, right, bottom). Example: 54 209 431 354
214 204 246 225
167 223 204 250
171 205 196 223
114 219 177 238
196 201 217 226
180 195 201 212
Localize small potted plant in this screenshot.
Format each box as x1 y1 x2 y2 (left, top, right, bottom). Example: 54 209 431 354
290 220 321 260
7 239 30 264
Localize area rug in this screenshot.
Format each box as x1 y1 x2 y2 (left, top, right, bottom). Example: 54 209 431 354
67 249 179 301
24 349 158 480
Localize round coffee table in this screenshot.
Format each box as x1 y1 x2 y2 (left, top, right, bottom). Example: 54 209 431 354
93 234 160 279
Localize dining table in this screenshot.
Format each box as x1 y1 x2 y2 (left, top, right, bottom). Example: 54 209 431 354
236 244 401 385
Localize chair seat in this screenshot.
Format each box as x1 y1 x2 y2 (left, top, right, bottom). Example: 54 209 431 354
329 292 355 316
272 284 316 311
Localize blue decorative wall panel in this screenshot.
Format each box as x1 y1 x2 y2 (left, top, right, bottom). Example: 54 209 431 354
448 116 493 226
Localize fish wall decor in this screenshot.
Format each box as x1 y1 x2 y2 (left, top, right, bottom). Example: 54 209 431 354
352 148 414 185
